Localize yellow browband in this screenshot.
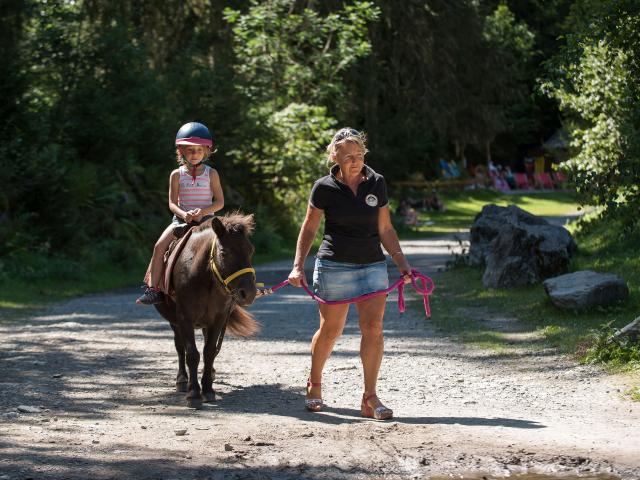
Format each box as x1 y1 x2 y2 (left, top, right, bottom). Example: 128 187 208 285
209 236 255 293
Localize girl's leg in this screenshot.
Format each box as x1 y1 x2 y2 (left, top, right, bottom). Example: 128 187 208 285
355 295 389 410
149 224 177 288
307 303 349 401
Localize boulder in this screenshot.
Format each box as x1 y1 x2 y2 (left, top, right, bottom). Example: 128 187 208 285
469 205 577 289
543 270 629 311
482 226 539 288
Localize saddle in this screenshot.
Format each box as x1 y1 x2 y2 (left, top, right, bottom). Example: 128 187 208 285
143 224 198 299
161 225 197 297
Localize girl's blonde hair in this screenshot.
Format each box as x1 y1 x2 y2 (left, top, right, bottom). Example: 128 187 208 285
326 127 368 163
175 145 213 166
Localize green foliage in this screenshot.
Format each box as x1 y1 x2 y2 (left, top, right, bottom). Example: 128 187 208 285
223 0 379 224
250 204 284 254
541 0 640 232
478 4 536 152
224 0 377 107
0 0 614 302
582 322 640 367
426 200 639 367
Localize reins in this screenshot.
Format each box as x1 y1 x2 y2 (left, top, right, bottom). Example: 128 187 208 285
207 231 436 317
209 236 256 295
259 269 435 317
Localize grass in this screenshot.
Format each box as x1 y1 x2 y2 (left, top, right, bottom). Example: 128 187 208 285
0 190 579 311
628 386 640 402
424 197 639 396
393 189 582 237
0 256 149 321
0 246 300 315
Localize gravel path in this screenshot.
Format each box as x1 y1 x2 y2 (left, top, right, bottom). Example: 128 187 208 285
1 233 639 480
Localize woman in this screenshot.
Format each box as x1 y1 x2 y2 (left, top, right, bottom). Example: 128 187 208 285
288 128 411 420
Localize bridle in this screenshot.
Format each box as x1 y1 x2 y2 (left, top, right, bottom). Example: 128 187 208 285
209 235 255 296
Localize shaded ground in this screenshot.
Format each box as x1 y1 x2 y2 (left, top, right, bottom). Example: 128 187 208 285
1 226 639 479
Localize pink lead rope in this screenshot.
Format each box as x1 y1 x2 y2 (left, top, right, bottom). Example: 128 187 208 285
260 269 435 317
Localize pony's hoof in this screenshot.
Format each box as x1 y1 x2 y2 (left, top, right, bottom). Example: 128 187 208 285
186 397 203 409
203 391 216 403
176 381 188 393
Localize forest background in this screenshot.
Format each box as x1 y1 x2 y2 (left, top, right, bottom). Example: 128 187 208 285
0 0 638 293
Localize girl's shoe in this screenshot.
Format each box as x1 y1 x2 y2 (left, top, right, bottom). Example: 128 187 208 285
136 286 165 305
361 393 393 420
305 379 323 412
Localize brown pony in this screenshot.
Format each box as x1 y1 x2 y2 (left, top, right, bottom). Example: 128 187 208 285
155 213 259 409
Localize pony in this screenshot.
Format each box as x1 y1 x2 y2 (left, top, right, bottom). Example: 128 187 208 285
155 213 259 409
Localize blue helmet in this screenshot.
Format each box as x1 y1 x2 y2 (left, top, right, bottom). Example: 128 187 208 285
175 122 213 147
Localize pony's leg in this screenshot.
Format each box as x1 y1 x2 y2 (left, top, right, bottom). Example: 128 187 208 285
201 323 225 403
202 328 216 382
177 320 202 409
170 324 188 392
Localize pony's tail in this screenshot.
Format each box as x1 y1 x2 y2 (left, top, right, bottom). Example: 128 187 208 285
227 305 260 337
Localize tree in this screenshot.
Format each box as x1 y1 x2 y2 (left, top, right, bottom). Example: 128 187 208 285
542 0 640 231
223 0 379 227
478 4 536 163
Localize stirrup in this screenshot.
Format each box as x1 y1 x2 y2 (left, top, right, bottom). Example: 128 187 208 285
305 378 323 412
361 393 393 420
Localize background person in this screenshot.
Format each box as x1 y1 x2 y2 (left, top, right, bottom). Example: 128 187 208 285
288 127 411 420
396 198 419 226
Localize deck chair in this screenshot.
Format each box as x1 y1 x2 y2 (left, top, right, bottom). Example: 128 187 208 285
552 171 568 188
514 172 531 190
536 172 555 189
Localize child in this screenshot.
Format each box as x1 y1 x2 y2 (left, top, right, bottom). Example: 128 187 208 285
136 122 225 305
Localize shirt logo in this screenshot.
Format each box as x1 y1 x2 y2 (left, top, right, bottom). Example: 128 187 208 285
365 194 378 207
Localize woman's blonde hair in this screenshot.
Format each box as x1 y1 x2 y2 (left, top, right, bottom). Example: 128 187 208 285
326 127 368 163
175 145 213 166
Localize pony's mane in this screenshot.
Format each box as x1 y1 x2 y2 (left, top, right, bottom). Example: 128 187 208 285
194 211 254 236
221 211 254 235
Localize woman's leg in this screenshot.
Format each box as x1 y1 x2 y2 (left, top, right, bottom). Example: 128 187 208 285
355 295 389 410
149 224 177 288
307 303 349 401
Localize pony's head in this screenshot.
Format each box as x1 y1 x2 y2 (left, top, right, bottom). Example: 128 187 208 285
209 213 257 306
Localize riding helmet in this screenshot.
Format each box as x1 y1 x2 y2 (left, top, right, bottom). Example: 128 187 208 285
175 122 213 147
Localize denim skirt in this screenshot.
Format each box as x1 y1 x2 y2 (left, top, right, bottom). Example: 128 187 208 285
312 258 389 302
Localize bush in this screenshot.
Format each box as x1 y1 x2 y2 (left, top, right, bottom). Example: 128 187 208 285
251 205 285 255
582 322 640 367
2 251 87 282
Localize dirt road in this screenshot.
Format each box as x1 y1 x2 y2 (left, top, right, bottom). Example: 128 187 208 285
1 235 639 479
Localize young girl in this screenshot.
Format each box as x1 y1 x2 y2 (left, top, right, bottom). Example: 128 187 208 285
136 122 224 305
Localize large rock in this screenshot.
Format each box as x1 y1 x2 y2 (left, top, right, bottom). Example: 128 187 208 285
543 270 629 311
469 205 577 289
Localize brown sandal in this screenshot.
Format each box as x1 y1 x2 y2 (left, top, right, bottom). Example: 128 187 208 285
305 379 323 412
361 393 393 420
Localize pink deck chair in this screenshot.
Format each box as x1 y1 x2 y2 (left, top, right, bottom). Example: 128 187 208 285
552 171 568 187
535 172 555 189
514 172 531 189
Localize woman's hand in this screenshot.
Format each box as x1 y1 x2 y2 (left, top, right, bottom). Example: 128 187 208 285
397 256 412 284
288 266 307 288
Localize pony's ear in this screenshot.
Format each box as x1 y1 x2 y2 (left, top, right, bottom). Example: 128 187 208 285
211 216 226 238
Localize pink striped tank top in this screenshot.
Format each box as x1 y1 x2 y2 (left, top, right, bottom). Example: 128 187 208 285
178 165 213 211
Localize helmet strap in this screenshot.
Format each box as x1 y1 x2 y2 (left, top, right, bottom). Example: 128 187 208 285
189 160 207 185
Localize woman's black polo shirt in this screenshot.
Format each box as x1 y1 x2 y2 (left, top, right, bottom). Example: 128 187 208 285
309 164 388 264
